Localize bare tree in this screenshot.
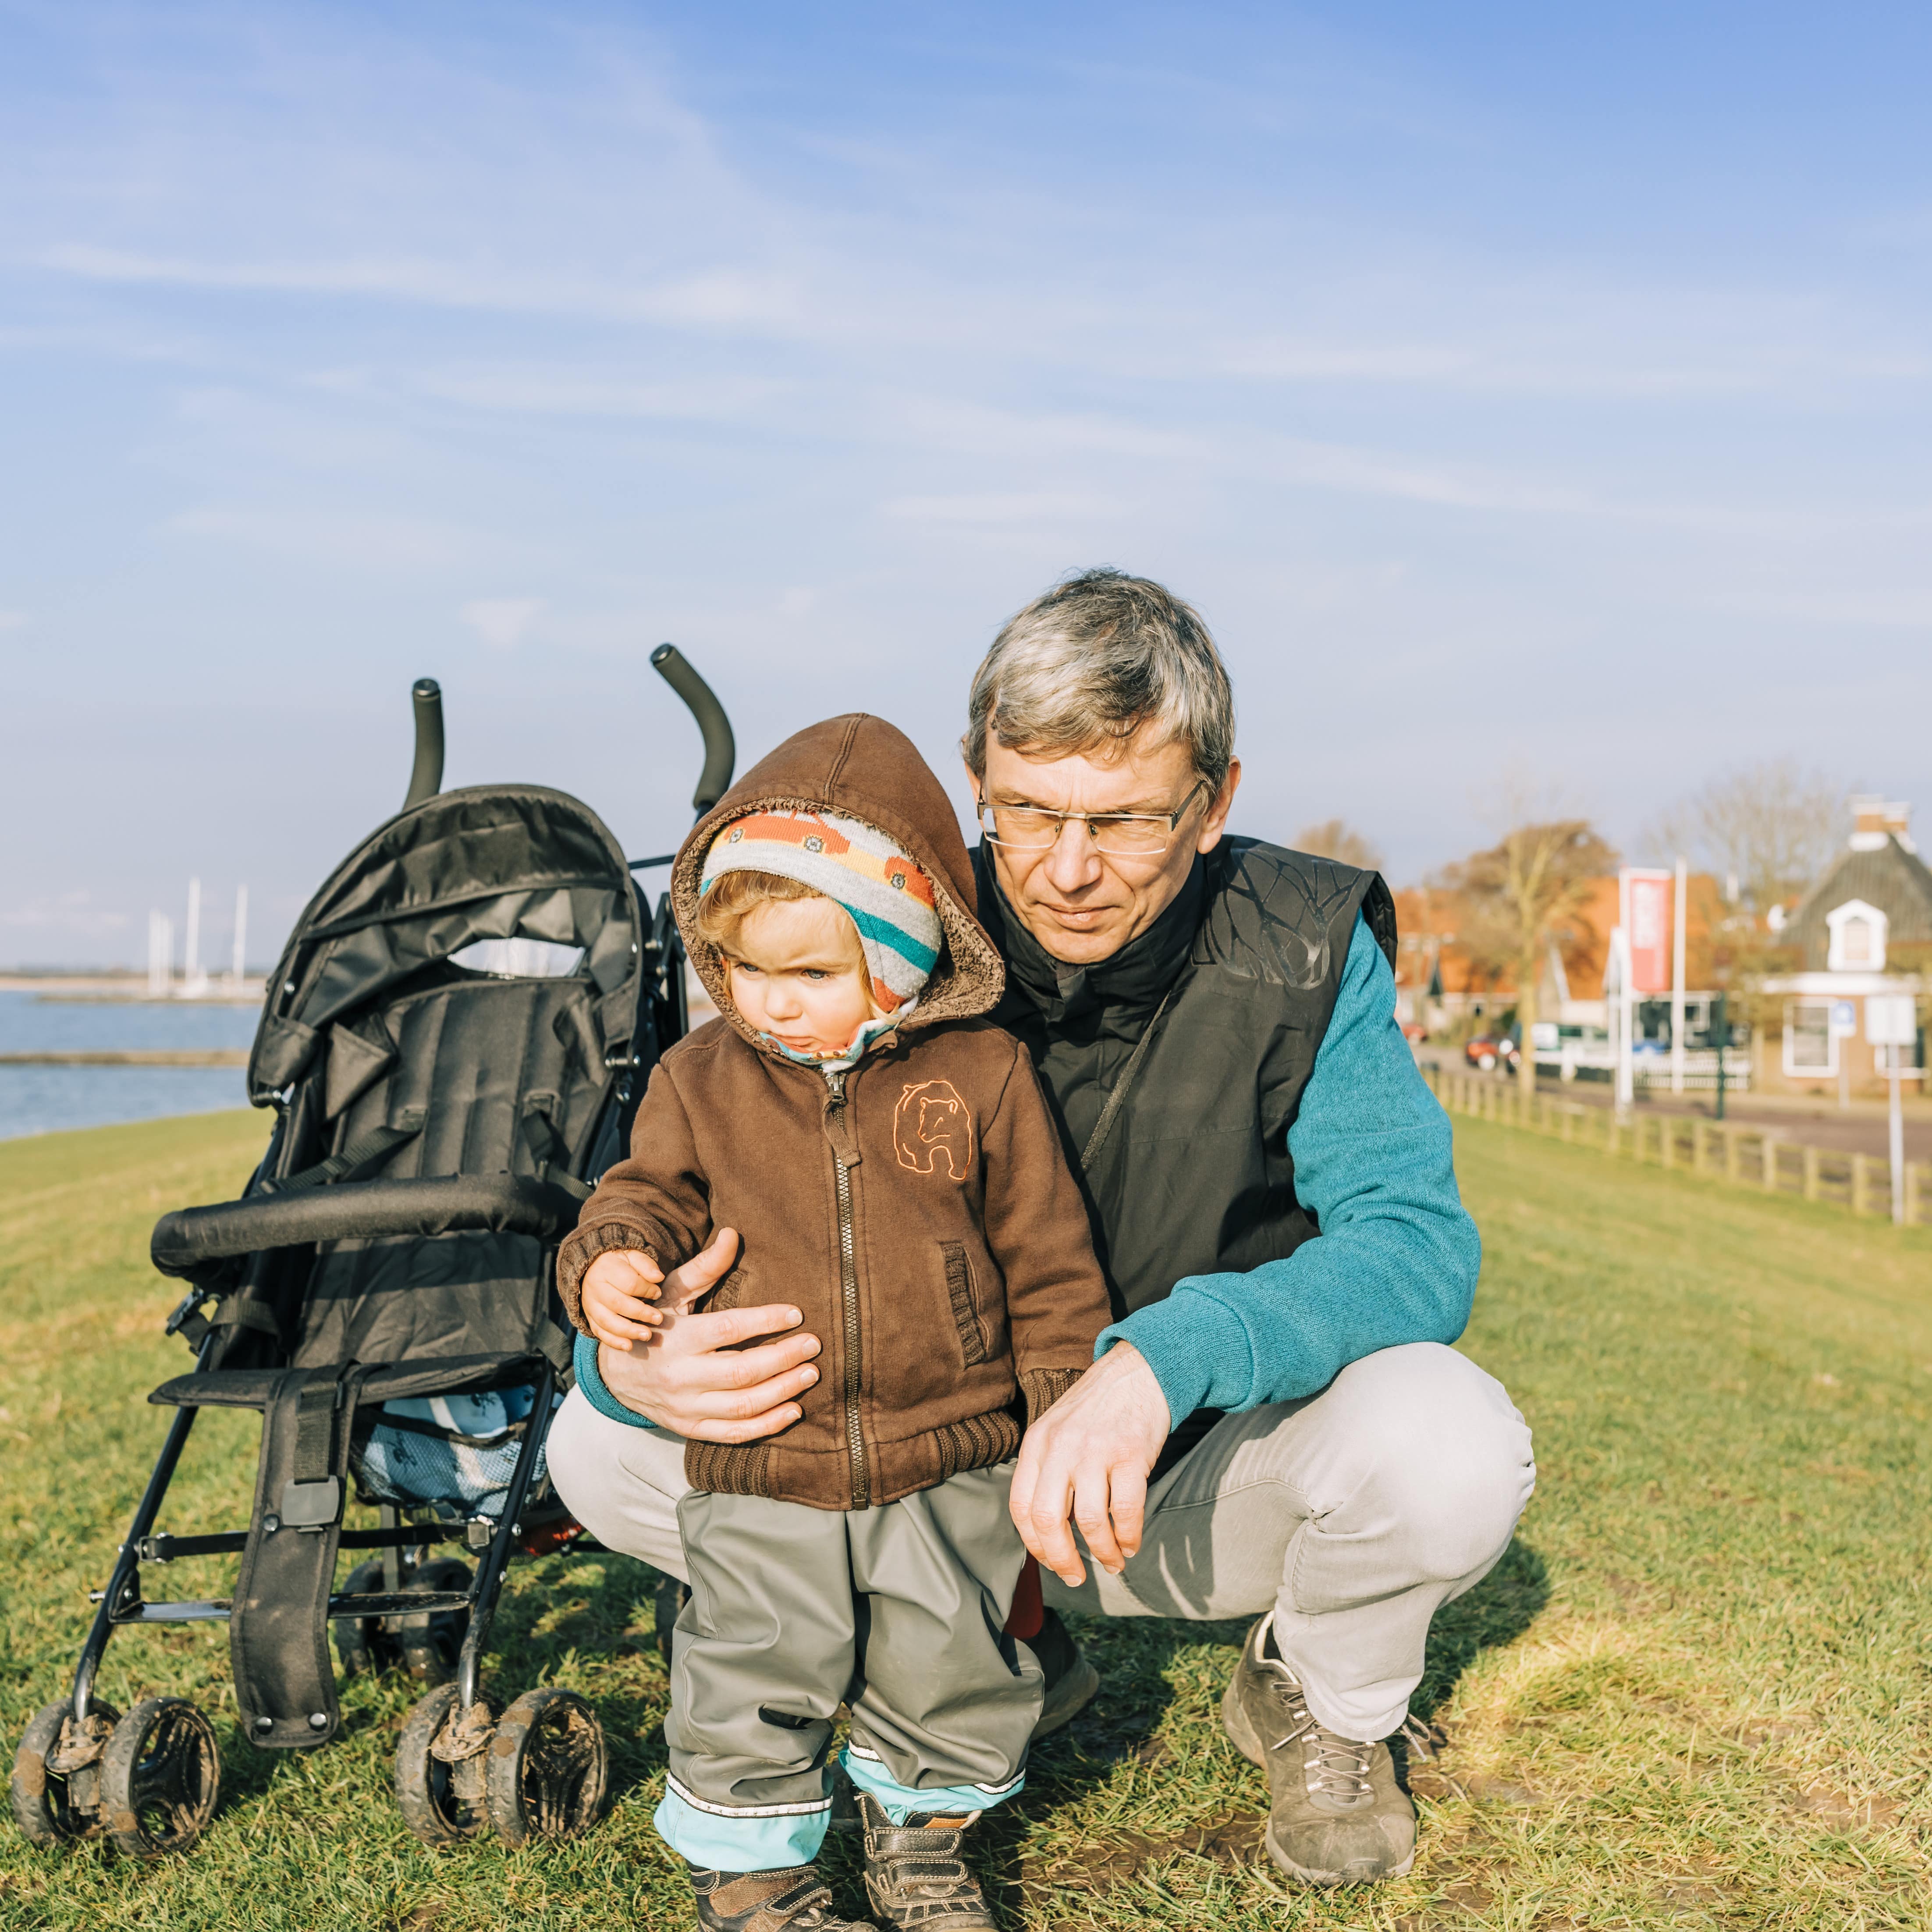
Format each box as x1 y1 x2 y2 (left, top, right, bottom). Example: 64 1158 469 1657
1646 758 1845 912
1293 818 1385 873
1438 819 1618 1098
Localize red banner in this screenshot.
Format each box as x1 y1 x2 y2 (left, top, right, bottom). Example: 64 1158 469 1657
1625 871 1673 994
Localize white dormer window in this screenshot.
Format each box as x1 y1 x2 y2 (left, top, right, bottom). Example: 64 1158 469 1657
1825 899 1888 973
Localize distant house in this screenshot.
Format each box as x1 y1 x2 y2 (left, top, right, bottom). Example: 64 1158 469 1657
1394 874 1732 1047
1759 799 1929 1096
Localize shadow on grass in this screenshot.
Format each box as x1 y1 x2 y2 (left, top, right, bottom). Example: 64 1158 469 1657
1413 1535 1550 1724
955 1538 1550 1921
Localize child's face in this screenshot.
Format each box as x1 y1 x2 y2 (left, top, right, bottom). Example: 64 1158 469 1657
723 895 882 1059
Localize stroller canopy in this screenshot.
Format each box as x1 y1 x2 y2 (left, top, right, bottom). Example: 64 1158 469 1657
250 786 643 1106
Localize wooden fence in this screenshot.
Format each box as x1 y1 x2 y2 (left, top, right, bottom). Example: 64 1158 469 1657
1421 1066 1931 1228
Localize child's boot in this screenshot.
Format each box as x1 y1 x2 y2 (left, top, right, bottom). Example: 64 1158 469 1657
686 1860 876 1931
856 1794 996 1930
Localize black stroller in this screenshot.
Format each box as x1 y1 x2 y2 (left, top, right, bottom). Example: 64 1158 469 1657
8 648 735 1858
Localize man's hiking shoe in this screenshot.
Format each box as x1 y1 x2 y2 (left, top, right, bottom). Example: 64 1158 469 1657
686 1860 875 1931
857 1793 996 1930
1026 1607 1100 1739
1221 1614 1416 1887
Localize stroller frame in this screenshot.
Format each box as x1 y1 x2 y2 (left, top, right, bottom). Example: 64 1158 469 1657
11 650 735 1858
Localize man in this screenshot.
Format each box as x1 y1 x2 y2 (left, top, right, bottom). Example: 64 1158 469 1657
548 569 1534 1893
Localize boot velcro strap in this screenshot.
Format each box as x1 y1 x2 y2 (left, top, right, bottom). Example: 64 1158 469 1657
868 1824 969 1856
696 1865 833 1929
880 1855 972 1886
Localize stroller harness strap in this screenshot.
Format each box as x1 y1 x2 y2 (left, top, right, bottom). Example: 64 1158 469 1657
261 1113 426 1196
231 1364 374 1751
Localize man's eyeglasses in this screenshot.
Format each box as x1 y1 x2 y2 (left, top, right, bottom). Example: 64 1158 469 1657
976 781 1208 858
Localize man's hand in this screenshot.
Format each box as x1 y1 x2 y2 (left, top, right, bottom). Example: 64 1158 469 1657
593 1227 824 1442
581 1248 664 1350
1009 1342 1171 1587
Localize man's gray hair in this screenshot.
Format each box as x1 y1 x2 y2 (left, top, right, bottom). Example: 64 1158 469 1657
963 568 1236 787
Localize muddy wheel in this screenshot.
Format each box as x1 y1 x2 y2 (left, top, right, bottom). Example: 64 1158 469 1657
11 1699 119 1847
395 1559 472 1685
484 1688 607 1847
395 1683 497 1846
99 1698 220 1857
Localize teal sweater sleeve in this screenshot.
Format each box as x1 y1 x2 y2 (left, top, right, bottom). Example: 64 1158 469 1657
1096 912 1480 1424
572 1330 662 1431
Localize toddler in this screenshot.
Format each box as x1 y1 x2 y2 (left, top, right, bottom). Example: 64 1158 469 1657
555 714 1112 1932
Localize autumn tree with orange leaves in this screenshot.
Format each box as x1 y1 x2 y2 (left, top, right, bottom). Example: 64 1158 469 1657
1438 819 1618 1099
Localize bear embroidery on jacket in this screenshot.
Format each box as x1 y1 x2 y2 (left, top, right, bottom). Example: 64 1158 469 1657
893 1080 975 1179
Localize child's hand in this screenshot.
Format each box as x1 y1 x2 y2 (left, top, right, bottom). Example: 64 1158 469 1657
582 1249 666 1350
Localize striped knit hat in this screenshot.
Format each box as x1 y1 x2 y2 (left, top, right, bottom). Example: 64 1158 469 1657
699 808 942 1018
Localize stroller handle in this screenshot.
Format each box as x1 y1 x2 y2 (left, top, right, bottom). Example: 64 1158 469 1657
650 644 735 818
403 678 445 809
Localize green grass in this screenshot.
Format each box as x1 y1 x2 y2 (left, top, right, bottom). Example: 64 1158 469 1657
3 1108 1930 1929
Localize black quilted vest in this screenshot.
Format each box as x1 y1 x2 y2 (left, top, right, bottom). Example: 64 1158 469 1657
976 838 1397 1324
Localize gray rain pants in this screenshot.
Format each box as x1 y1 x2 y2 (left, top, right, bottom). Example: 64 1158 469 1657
552 1340 1535 1747
654 1466 1041 1868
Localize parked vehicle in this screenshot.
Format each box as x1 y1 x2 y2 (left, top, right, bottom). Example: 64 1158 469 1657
1464 1034 1519 1073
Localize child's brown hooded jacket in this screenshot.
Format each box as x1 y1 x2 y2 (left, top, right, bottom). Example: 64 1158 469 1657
555 714 1112 1512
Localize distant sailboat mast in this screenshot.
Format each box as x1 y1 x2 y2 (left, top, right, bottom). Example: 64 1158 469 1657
230 885 249 987
183 877 207 998
148 911 173 997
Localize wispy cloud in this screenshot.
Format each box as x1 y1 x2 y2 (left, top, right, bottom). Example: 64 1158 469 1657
167 506 487 570
44 246 807 332
1708 589 1932 629
881 491 1127 525
416 367 791 419
460 597 543 650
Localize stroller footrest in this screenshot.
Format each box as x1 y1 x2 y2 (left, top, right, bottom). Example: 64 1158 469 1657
231 1366 373 1750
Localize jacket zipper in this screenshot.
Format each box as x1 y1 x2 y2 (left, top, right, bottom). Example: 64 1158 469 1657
825 1069 869 1507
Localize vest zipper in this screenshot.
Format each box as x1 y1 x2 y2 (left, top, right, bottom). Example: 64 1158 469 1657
825 1069 869 1508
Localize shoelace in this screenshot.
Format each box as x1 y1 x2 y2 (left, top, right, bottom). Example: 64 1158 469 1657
1264 1666 1374 1801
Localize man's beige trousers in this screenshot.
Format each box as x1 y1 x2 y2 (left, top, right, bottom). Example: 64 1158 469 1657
547 1339 1534 1743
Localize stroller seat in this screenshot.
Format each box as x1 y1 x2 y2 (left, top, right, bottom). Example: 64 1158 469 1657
295 966 609 1369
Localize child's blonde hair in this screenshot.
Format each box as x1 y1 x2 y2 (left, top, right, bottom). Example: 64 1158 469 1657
694 869 834 956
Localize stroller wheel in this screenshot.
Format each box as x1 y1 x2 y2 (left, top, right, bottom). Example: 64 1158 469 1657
334 1555 473 1686
11 1698 120 1847
484 1688 607 1847
395 1682 497 1846
396 1559 473 1684
99 1698 220 1858
334 1559 401 1678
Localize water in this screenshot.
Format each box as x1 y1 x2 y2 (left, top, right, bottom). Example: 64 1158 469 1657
0 990 263 1140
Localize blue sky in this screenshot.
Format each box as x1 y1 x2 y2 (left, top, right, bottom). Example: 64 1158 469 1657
4 1 1930 966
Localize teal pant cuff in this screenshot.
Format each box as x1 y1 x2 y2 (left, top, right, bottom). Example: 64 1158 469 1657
655 1776 831 1870
841 1744 1025 1823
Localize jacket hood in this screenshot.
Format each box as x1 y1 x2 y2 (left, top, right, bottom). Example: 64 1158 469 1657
671 714 1004 1046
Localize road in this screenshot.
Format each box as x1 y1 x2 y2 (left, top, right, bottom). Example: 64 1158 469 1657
1419 1054 1932 1163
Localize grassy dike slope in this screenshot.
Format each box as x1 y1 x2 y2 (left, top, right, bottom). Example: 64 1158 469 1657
1 1108 1929 1929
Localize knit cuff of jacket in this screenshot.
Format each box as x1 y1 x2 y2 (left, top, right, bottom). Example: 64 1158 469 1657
572 1331 664 1431
1019 1366 1084 1424
555 1218 662 1331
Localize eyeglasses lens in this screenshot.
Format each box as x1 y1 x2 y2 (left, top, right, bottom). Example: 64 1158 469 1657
981 807 1170 856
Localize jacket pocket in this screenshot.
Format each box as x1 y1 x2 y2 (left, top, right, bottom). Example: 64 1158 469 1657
940 1242 987 1365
